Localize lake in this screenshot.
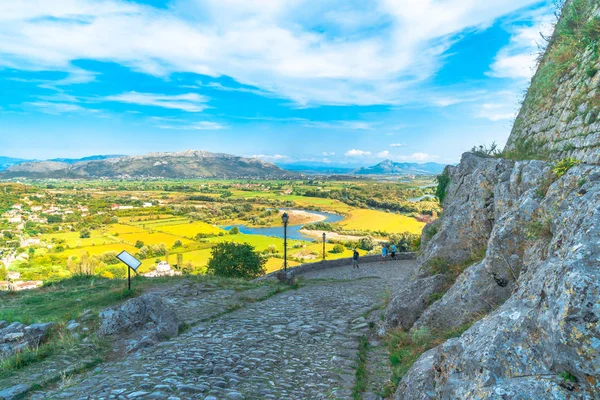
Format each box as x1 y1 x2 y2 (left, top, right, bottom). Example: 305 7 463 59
221 209 344 241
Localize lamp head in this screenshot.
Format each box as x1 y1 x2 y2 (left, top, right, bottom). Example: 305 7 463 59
281 212 289 224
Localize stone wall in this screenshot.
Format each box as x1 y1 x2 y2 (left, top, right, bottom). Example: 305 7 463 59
258 252 417 280
505 0 600 165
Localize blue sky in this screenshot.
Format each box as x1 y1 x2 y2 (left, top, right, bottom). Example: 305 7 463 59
0 0 554 165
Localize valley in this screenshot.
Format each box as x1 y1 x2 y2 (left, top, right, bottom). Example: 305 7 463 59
0 177 439 284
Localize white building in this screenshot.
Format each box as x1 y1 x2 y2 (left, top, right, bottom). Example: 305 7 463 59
143 262 182 278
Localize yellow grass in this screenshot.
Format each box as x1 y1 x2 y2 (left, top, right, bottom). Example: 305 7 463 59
42 231 118 248
337 209 425 234
118 232 193 247
155 222 223 238
63 243 139 257
106 224 147 235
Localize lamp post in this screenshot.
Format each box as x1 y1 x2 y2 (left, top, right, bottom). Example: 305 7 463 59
281 212 289 272
322 232 326 262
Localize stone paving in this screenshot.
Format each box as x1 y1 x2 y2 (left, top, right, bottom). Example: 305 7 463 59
29 260 413 400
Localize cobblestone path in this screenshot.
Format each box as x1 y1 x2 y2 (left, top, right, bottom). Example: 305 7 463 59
30 260 414 400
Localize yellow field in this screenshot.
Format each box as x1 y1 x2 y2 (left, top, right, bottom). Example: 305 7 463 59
106 224 148 235
264 257 300 273
119 232 193 247
64 243 139 257
155 222 223 238
42 231 118 248
337 209 425 234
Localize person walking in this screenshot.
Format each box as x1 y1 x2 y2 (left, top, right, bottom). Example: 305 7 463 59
381 244 388 263
352 248 360 269
390 243 397 260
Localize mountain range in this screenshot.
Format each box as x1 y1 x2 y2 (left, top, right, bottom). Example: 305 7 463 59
0 152 447 179
0 151 292 179
353 159 446 175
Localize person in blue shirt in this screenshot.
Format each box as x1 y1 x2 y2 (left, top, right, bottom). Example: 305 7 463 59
390 244 397 260
352 248 360 269
381 244 388 263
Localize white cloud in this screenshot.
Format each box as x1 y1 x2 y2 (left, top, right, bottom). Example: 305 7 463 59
0 0 543 107
104 92 209 112
249 154 289 161
397 152 439 161
488 12 554 79
377 150 390 158
477 102 517 121
389 143 406 147
322 152 335 156
157 121 226 130
304 120 375 130
26 101 95 115
345 149 372 157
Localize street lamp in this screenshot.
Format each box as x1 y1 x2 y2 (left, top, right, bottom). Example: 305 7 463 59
281 212 289 272
322 232 326 262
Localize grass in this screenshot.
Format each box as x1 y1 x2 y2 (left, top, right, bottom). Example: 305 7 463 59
352 335 369 400
553 157 581 178
154 221 223 238
63 243 139 257
385 323 475 395
336 209 425 235
118 232 193 247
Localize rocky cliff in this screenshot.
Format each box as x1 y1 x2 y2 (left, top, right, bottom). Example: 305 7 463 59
386 1 600 397
505 0 600 164
387 153 599 398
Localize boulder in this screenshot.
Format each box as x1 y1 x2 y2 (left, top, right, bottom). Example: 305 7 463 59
99 293 182 342
0 321 54 361
384 274 447 331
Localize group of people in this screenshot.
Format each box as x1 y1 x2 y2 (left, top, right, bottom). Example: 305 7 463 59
352 243 398 269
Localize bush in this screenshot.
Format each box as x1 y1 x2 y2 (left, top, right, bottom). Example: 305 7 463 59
331 244 345 254
135 240 144 249
172 240 183 249
470 142 501 158
358 236 375 251
553 157 580 178
207 242 266 279
79 229 91 239
229 226 240 235
435 171 450 203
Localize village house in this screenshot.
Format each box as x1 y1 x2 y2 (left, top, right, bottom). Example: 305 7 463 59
143 261 182 278
12 204 22 210
20 238 41 248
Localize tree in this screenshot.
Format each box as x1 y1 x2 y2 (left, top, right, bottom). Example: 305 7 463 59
80 229 91 239
172 240 183 248
135 240 145 249
229 226 240 235
207 242 266 279
0 263 7 281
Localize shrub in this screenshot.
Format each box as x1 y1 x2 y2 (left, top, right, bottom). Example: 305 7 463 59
358 236 375 251
79 229 91 239
135 240 144 249
229 226 240 235
331 244 345 254
553 157 581 178
172 240 183 249
435 171 450 203
470 142 501 158
207 242 266 279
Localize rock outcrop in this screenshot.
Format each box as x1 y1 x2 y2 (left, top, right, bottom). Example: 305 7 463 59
388 153 600 398
0 320 54 361
99 294 182 351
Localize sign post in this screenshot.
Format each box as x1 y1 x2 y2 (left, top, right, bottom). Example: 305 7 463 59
116 250 142 291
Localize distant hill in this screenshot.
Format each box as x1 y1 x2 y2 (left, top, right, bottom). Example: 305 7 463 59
353 160 446 175
277 162 356 175
0 150 295 179
0 156 30 172
49 155 124 164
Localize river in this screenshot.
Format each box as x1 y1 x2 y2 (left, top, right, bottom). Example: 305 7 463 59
221 209 344 241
